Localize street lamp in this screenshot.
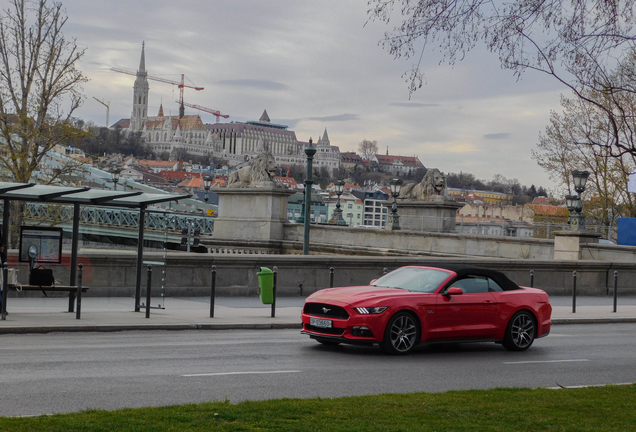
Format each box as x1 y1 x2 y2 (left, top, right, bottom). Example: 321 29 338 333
568 170 590 230
328 180 347 225
388 178 403 230
203 176 213 204
112 169 120 191
303 139 316 255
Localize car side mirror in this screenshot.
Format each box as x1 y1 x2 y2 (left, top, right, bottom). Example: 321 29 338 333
443 287 463 296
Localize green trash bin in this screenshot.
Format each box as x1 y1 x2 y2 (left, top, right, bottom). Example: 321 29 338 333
257 267 274 304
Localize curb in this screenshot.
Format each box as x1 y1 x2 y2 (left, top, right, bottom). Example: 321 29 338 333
1 319 636 335
0 322 303 335
551 317 636 325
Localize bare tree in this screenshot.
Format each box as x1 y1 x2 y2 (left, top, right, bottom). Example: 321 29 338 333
358 139 378 161
532 93 636 221
0 0 87 183
368 0 635 92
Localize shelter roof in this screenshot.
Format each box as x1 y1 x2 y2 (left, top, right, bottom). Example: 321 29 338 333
0 182 189 208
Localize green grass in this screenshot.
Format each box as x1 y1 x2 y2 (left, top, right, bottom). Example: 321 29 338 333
1 385 635 431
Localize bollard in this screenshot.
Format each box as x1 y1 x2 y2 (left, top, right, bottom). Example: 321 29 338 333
530 270 534 288
1 262 7 320
210 265 216 318
613 271 618 313
330 267 334 288
146 265 152 318
572 271 577 314
271 266 277 318
383 267 389 275
76 264 83 320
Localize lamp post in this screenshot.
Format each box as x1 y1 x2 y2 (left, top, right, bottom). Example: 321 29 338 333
203 176 212 204
296 189 306 224
303 138 316 255
568 170 590 231
328 180 347 225
112 169 120 191
388 178 403 230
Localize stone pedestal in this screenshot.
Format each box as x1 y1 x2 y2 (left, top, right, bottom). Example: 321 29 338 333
214 185 295 241
387 197 465 232
553 230 601 260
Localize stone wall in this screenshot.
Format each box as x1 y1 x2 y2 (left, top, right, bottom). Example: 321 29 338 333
8 250 636 298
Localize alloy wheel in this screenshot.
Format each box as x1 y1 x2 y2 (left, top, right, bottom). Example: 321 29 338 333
388 314 417 353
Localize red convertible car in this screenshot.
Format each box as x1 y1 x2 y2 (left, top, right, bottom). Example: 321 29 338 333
301 265 552 354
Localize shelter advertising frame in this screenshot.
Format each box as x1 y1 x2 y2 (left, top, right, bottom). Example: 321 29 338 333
18 226 64 264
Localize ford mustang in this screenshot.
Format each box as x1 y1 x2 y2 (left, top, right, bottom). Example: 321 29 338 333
301 265 552 354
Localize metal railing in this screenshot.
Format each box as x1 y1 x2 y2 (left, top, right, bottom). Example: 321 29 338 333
7 203 215 234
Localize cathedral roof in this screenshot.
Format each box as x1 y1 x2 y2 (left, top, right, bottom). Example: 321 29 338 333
144 115 204 130
111 118 130 129
158 104 164 117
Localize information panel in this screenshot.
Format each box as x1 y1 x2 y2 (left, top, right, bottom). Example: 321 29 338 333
18 226 63 264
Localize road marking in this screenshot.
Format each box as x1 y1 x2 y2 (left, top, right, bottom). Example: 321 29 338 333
504 359 589 365
182 370 301 377
547 382 635 390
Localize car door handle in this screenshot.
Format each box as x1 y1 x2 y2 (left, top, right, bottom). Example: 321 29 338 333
483 300 495 304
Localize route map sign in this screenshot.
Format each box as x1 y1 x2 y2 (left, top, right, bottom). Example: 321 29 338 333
18 227 63 264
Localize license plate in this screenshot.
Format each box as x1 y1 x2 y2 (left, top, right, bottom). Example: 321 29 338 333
310 317 333 328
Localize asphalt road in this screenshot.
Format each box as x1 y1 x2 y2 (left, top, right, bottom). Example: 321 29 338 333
1 324 636 417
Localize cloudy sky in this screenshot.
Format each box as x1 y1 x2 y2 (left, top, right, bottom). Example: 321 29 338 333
62 0 566 190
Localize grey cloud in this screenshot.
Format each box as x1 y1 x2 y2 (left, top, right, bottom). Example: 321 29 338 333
219 79 288 91
306 114 359 122
484 133 510 140
390 102 440 108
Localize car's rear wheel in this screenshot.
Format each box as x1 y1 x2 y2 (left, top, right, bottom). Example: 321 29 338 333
315 337 340 346
381 311 419 355
503 311 536 351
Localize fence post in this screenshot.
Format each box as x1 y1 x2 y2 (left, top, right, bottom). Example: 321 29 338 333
210 265 216 318
530 270 534 288
572 271 577 314
1 262 7 320
613 271 618 313
330 267 334 288
146 265 152 318
76 264 83 320
271 266 277 318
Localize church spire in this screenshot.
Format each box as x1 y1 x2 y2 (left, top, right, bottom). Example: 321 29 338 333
322 128 329 142
139 41 146 73
158 103 164 117
130 41 149 132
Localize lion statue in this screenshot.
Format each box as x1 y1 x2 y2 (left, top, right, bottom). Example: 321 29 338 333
227 152 280 188
399 168 447 200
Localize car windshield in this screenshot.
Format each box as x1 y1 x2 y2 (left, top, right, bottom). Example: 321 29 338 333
371 267 451 293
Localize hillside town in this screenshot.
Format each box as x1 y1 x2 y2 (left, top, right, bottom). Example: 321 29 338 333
31 43 579 239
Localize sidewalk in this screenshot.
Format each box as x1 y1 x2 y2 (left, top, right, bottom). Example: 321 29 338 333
1 296 636 334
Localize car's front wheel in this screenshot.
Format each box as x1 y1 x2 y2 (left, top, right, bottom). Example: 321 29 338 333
381 311 419 355
503 311 536 351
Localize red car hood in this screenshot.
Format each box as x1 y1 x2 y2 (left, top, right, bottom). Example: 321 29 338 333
307 285 415 306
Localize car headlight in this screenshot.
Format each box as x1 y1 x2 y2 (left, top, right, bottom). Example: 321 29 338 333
354 306 387 315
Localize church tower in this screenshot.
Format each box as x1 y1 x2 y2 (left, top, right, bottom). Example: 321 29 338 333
316 128 330 146
130 42 149 132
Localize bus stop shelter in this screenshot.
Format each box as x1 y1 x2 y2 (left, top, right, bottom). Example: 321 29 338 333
0 182 190 317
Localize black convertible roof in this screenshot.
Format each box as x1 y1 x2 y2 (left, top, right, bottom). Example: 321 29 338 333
423 264 521 291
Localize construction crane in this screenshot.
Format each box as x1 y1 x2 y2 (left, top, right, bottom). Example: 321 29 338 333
92 97 110 127
176 100 229 123
110 67 204 115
